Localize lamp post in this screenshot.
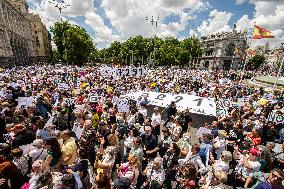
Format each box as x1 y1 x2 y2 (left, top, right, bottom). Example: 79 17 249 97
48 0 70 65
146 16 159 67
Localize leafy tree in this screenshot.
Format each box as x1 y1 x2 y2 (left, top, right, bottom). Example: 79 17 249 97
96 35 204 66
50 21 70 62
51 21 95 65
246 55 266 70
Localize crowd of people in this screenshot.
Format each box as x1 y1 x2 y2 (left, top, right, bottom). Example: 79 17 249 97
0 64 283 189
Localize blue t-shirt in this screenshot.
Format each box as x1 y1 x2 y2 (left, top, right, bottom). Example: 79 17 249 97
36 129 51 140
255 181 282 189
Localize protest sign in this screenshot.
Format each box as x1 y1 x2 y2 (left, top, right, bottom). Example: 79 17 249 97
216 98 232 117
17 97 34 108
89 96 98 103
123 91 216 116
58 83 69 90
268 112 284 124
63 98 76 106
117 98 130 112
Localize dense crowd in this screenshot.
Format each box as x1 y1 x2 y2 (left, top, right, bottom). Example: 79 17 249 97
0 65 283 189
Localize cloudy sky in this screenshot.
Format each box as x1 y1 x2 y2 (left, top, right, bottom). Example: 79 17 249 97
27 0 284 49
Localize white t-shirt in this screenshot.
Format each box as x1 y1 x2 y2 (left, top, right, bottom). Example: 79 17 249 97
28 148 47 162
151 113 161 126
139 108 147 117
213 159 229 172
213 137 226 159
238 155 261 178
184 153 206 173
72 123 83 139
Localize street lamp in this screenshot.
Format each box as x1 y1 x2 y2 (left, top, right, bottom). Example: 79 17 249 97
146 16 159 66
187 25 198 38
48 0 70 65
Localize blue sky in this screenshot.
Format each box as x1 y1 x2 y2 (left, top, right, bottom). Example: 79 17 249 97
27 0 284 49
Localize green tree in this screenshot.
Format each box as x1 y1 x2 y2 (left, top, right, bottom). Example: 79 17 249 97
246 55 266 70
50 21 70 62
179 37 203 66
51 21 95 65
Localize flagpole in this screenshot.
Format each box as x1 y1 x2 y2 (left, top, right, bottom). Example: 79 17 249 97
241 33 251 81
273 52 284 89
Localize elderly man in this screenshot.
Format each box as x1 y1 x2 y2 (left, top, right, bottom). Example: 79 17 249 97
61 130 77 166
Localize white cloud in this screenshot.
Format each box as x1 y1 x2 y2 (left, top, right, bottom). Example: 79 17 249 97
85 11 113 43
28 0 209 48
236 15 253 32
101 0 209 41
197 9 233 36
235 0 247 5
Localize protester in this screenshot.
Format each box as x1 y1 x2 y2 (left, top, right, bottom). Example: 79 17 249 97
0 65 283 189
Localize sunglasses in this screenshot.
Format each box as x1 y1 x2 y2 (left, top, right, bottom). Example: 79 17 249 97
272 172 282 180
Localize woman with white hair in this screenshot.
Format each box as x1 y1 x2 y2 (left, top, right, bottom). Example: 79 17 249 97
213 130 227 159
211 151 232 173
143 157 165 188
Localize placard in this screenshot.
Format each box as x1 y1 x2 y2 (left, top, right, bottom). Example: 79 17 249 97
17 97 34 108
268 112 284 124
122 91 216 116
216 98 232 117
89 96 98 103
117 98 130 112
58 83 69 90
63 98 76 106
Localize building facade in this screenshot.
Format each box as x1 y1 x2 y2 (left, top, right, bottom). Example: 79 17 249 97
0 0 37 66
28 14 52 64
195 31 247 70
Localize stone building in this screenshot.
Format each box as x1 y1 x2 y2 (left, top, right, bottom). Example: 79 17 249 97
0 0 37 66
28 13 52 64
194 31 247 70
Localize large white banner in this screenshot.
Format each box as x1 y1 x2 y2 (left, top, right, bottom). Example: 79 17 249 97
100 66 146 78
122 91 216 116
115 67 145 77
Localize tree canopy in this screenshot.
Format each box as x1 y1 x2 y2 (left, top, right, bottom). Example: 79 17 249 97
246 54 266 70
95 35 204 66
51 21 95 66
51 21 204 66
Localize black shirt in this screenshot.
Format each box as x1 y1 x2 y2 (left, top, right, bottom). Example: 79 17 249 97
141 134 158 158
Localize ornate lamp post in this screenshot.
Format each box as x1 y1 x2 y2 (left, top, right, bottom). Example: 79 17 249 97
48 0 70 65
146 16 159 66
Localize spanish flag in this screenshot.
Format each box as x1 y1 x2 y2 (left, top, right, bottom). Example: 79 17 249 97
252 25 274 39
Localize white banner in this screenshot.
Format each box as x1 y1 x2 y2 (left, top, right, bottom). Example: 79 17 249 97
115 67 145 77
63 98 76 106
122 91 216 116
100 66 146 78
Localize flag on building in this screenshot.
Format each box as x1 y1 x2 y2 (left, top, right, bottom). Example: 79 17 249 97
252 25 274 39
